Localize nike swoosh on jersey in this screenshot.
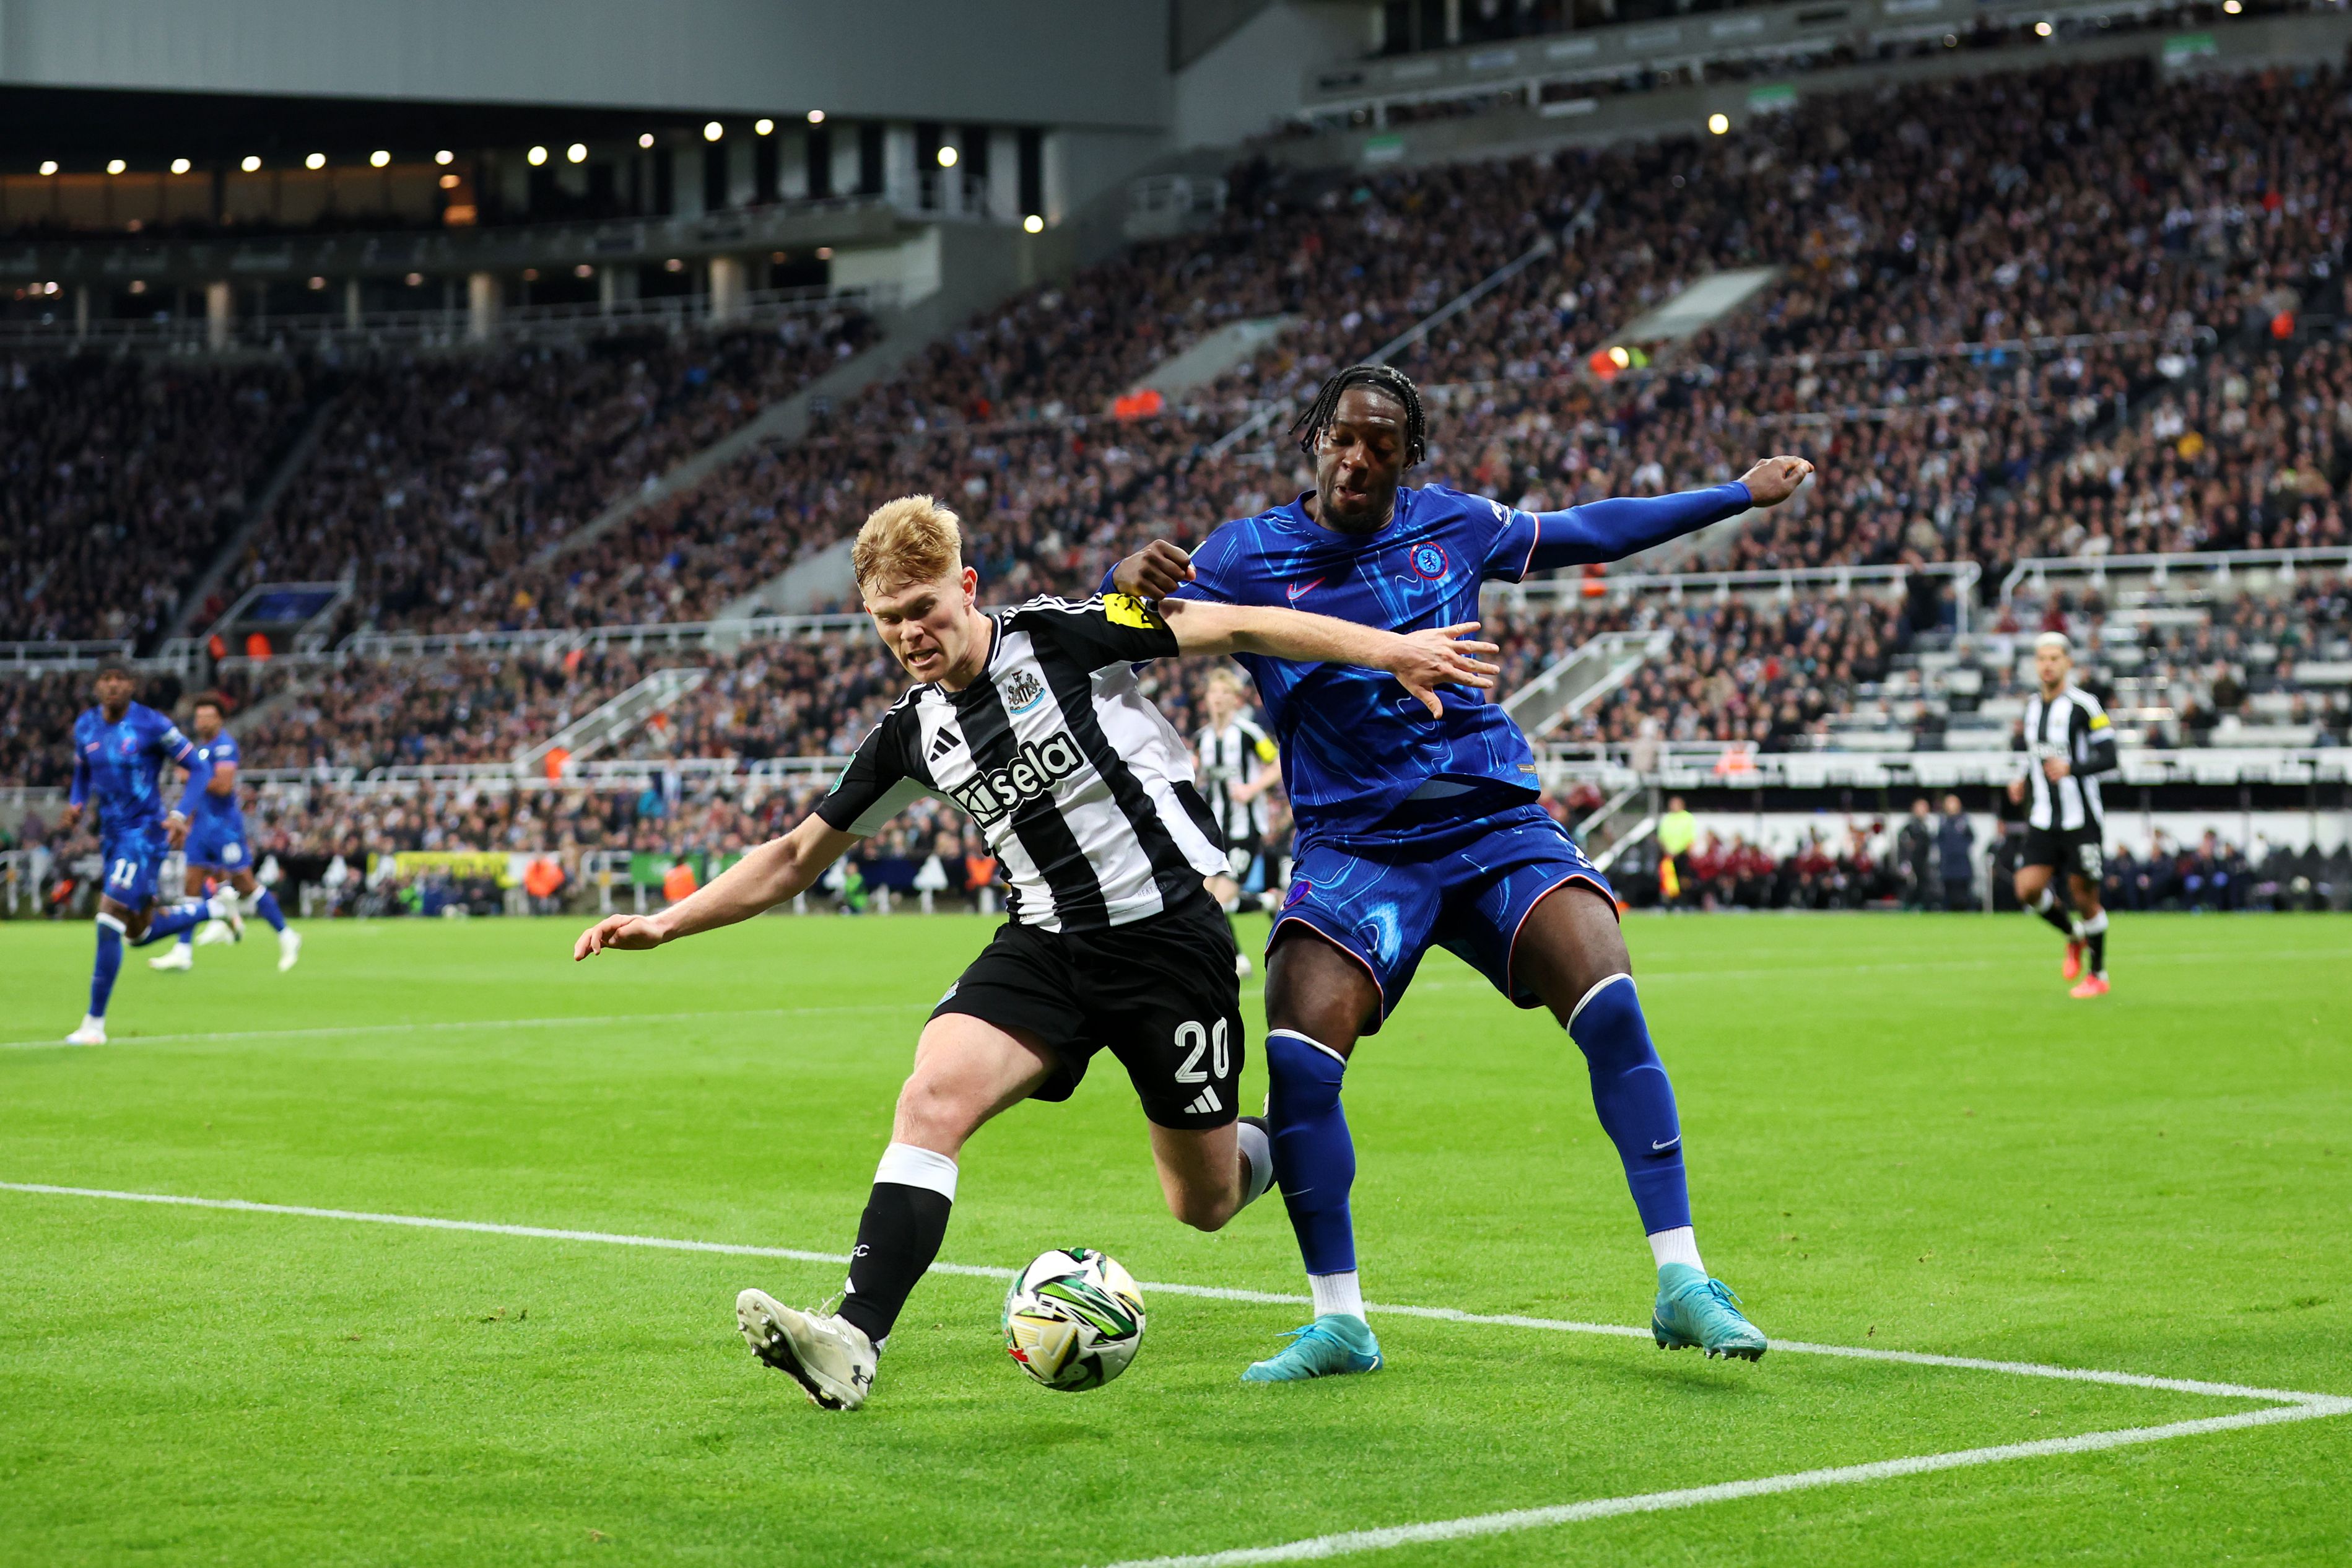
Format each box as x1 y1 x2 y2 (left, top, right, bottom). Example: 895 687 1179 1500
1284 578 1323 601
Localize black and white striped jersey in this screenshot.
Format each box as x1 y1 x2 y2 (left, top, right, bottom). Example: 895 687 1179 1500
2018 685 2119 831
1194 717 1277 842
815 594 1228 932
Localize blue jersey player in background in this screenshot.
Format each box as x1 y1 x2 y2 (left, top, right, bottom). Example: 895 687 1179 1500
149 694 302 975
1109 364 1814 1380
58 663 242 1045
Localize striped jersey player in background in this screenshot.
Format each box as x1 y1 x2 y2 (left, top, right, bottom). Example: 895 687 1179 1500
149 694 302 975
1193 666 1281 973
58 663 243 1045
1110 364 1817 1382
2009 632 2119 998
572 494 1499 1411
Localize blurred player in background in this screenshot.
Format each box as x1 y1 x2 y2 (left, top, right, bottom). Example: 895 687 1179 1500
2009 632 2116 998
1193 666 1280 973
1110 364 1814 1381
149 695 301 975
57 664 242 1045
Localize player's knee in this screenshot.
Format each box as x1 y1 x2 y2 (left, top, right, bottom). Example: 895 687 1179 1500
1164 1182 1236 1233
1264 1029 1346 1116
891 1072 983 1149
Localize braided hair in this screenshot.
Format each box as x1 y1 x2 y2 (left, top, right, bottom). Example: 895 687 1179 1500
1288 364 1429 467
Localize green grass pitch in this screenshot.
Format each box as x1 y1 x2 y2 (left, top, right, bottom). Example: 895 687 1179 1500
2 910 2347 1566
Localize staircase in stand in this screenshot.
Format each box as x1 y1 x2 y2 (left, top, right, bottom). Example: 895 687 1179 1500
515 667 709 775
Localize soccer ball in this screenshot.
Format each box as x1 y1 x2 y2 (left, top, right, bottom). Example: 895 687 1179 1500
1002 1247 1146 1391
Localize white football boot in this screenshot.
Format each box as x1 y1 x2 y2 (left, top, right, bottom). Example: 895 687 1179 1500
277 928 303 972
215 893 246 943
67 1015 107 1046
193 919 234 947
736 1289 876 1410
149 943 194 972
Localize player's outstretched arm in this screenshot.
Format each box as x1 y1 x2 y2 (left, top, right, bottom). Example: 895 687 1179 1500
572 813 859 960
1523 456 1814 570
1158 598 1499 717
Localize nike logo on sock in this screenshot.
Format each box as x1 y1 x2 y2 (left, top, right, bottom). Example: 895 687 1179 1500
1650 1138 1681 1152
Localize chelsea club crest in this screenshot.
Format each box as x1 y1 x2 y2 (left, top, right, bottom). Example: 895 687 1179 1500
1407 542 1449 581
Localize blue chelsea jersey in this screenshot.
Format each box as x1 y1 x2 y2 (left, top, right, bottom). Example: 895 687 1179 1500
70 702 196 833
1174 483 1551 846
188 735 244 826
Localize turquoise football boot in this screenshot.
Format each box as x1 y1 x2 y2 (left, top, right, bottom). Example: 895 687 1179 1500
1240 1314 1384 1382
1652 1263 1768 1361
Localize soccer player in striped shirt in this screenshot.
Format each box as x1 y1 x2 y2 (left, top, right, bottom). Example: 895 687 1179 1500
1108 365 1816 1380
572 494 1496 1409
2009 632 2118 998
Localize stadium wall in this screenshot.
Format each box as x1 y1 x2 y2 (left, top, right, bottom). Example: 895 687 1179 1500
1171 0 1374 149
0 0 1174 131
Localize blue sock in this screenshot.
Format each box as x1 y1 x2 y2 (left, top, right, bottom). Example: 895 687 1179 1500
90 915 125 1017
253 890 287 933
1265 1029 1357 1276
135 900 211 947
1566 974 1692 1236
176 926 195 950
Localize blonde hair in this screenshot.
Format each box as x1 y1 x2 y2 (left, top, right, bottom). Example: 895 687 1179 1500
1204 667 1248 697
2034 631 2071 656
854 495 964 593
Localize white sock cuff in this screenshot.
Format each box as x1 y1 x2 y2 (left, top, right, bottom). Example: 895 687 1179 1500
2031 887 2056 912
2081 910 2109 934
1265 1028 1346 1066
874 1142 959 1201
95 912 127 936
1647 1225 1705 1272
1309 1270 1365 1321
1235 1118 1274 1206
1566 971 1634 1029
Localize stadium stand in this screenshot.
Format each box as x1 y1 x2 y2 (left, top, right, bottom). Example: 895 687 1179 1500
2 359 310 642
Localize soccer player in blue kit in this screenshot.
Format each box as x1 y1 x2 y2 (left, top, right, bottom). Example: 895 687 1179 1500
148 694 302 975
58 664 243 1045
1108 365 1815 1380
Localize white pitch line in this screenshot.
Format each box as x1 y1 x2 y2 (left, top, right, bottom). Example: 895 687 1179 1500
0 1002 915 1053
0 1181 2332 1403
1087 1398 2352 1568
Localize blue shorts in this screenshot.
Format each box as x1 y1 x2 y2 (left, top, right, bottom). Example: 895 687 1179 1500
186 822 252 874
1274 802 1614 1029
99 825 168 908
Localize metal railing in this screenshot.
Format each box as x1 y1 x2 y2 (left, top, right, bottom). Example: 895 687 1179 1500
1 281 892 356
1496 560 1980 628
0 640 136 676
1999 546 2352 604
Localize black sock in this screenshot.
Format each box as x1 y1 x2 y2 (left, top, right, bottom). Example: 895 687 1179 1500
2084 915 2108 977
837 1144 957 1346
2031 889 2074 938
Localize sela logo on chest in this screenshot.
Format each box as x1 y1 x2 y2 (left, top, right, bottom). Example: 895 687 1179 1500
949 733 1088 827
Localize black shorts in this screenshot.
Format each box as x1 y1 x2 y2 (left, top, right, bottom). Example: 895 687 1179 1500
933 895 1244 1130
2022 823 2104 881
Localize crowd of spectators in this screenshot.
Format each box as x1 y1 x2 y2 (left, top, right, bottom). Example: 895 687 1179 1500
2 359 308 643
224 311 869 634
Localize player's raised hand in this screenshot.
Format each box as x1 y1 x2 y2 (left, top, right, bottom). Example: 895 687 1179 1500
573 912 666 960
1738 456 1815 506
163 812 188 850
1388 622 1501 717
1111 540 1195 600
